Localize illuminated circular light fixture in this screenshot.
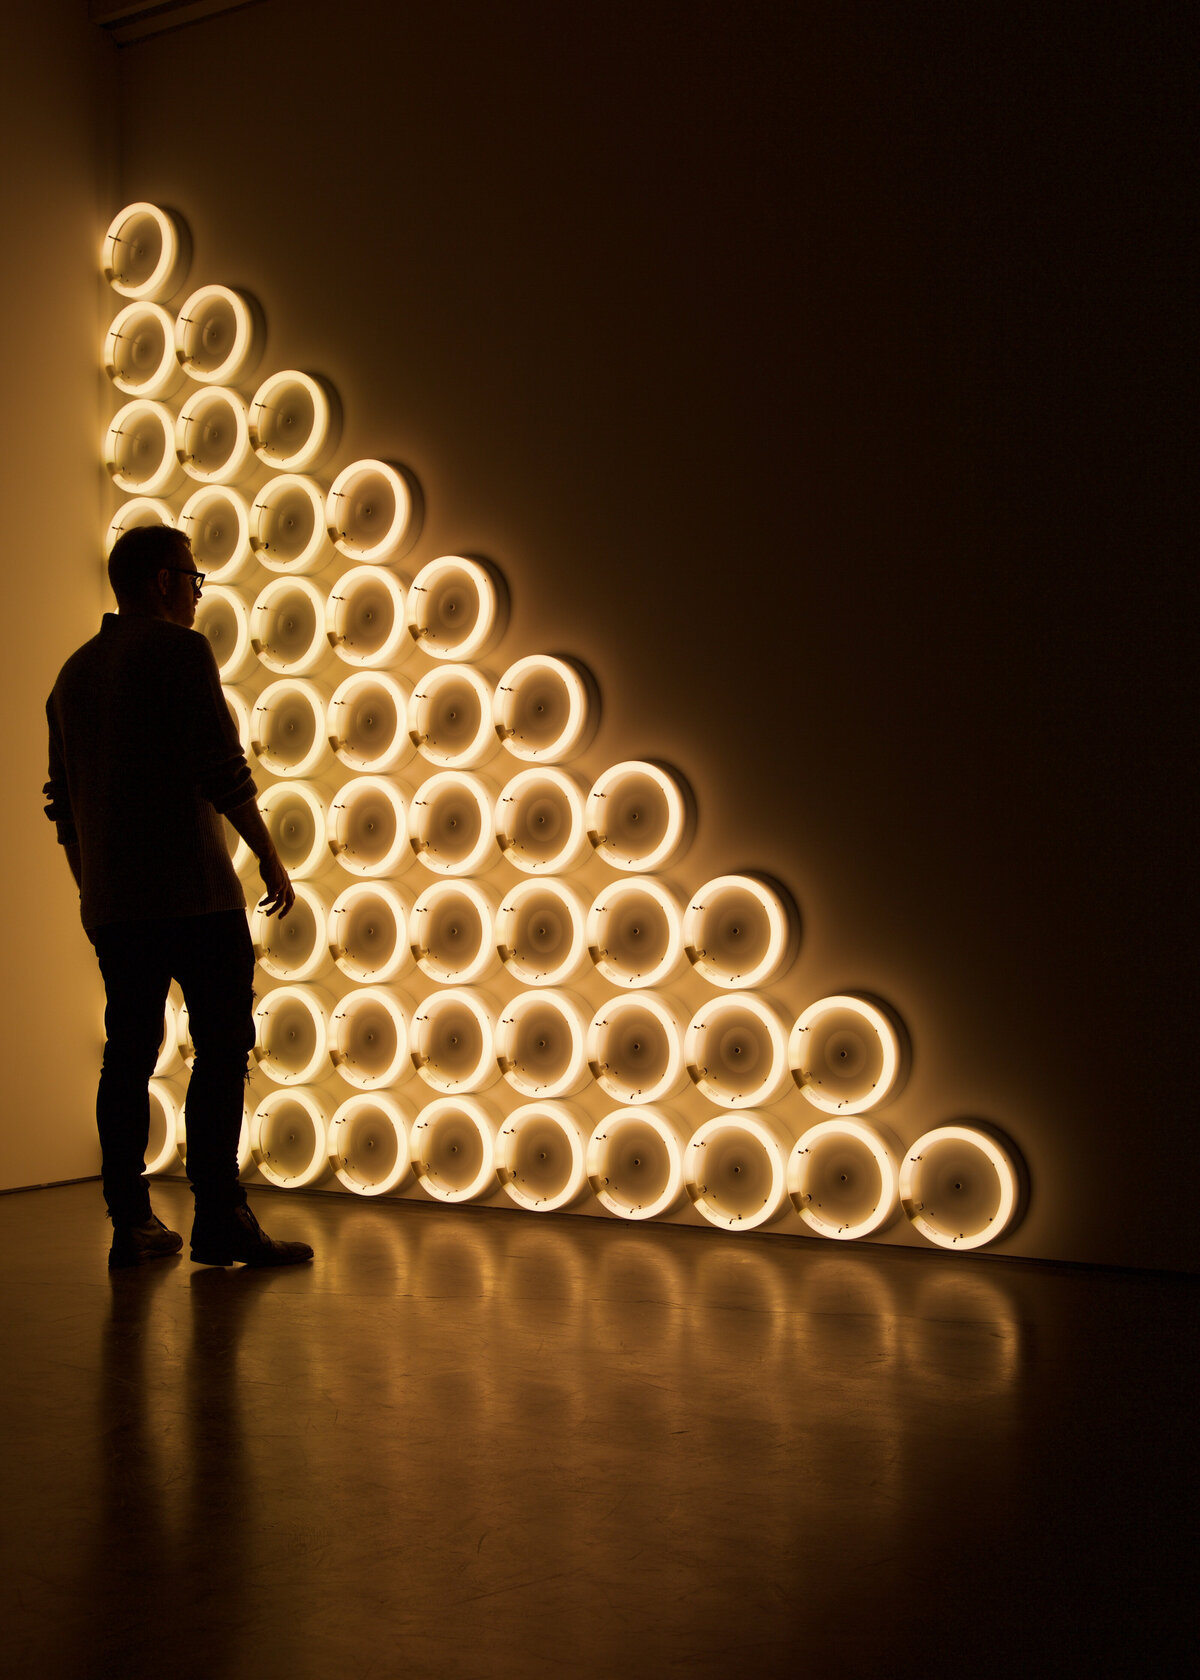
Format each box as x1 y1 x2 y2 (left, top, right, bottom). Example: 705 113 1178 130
178 485 252 582
899 1125 1020 1251
493 655 597 763
105 398 184 496
250 677 330 778
249 474 333 574
145 1079 182 1174
328 1093 412 1196
250 878 332 981
405 555 505 660
586 761 693 874
586 1106 689 1221
496 989 591 1099
258 780 328 881
410 987 498 1094
250 576 328 675
249 370 339 473
586 878 687 989
409 664 498 768
175 386 256 485
587 992 689 1105
326 458 417 563
787 1118 901 1240
409 1096 498 1203
684 1112 794 1232
328 671 413 775
195 584 256 682
222 809 252 876
174 284 263 385
685 994 792 1110
410 879 500 985
252 983 333 1087
222 684 252 751
495 767 590 875
329 881 412 984
329 985 410 1090
495 878 590 987
495 1101 590 1213
102 202 190 301
250 1087 330 1188
789 994 904 1114
104 301 184 399
105 496 175 554
153 993 181 1077
327 775 409 877
409 771 497 876
325 565 409 668
683 874 796 991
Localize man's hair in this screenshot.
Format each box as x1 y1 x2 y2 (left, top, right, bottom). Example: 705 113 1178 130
107 522 189 605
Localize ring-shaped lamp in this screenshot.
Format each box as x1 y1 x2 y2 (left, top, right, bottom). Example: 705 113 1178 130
789 994 903 1114
586 1106 689 1221
495 1101 590 1213
145 1079 182 1174
496 988 591 1099
587 991 689 1105
685 993 792 1109
102 202 189 301
328 1093 412 1195
410 879 500 985
684 1112 793 1232
787 1118 901 1240
222 684 252 752
258 780 329 881
250 1087 329 1187
175 386 255 485
249 473 333 574
252 984 333 1087
586 878 687 989
250 677 330 778
409 1096 498 1203
586 761 692 874
104 301 183 399
493 654 596 764
174 284 262 386
195 584 256 682
105 496 175 554
410 987 498 1094
684 874 796 990
105 398 184 496
178 485 253 582
495 767 591 875
153 993 181 1077
326 458 416 563
405 554 504 660
250 879 332 980
328 671 413 775
899 1125 1020 1251
329 881 412 984
410 664 498 768
249 370 338 473
250 576 329 675
325 565 410 668
495 878 590 987
409 771 498 876
327 775 409 877
329 985 410 1090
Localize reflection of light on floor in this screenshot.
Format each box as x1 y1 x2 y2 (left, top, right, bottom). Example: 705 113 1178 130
905 1266 1024 1397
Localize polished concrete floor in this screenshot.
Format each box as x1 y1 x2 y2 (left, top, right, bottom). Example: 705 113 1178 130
0 1181 1194 1679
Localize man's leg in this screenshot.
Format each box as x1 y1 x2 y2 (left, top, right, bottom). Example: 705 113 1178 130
90 920 173 1228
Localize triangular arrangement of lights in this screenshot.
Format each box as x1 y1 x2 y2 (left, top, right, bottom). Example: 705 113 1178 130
98 201 1024 1252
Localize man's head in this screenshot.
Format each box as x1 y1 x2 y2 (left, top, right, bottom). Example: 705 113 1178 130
107 523 203 628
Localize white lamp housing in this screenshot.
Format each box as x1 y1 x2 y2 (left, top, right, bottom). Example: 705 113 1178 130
587 992 690 1104
409 664 498 768
683 874 797 990
249 473 334 574
250 879 333 981
249 370 339 473
684 994 793 1109
405 555 505 660
145 1079 182 1174
495 879 591 987
102 202 189 301
410 879 501 985
326 458 417 563
328 1093 413 1196
252 983 333 1086
328 881 413 984
899 1125 1020 1251
174 284 263 386
787 1118 901 1240
492 653 597 764
258 781 329 882
327 775 410 877
325 565 410 668
410 987 498 1094
175 386 256 486
178 485 253 583
586 878 687 989
789 994 904 1114
586 761 693 874
684 1112 794 1232
328 671 414 775
105 399 184 496
586 1106 689 1221
105 496 175 554
496 1101 590 1213
409 771 498 877
495 767 591 875
194 584 256 682
496 989 591 1099
104 301 184 399
250 1087 330 1188
250 677 330 778
409 1096 499 1203
250 576 329 675
329 985 411 1090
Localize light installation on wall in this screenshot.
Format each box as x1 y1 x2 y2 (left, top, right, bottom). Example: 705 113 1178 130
99 202 1026 1251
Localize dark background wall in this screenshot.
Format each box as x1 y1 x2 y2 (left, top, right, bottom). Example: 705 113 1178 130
6 1 1191 1268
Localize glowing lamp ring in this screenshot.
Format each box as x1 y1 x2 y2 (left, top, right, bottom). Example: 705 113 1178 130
250 576 329 675
250 878 332 979
410 879 499 986
683 874 794 990
250 677 330 779
250 1087 329 1188
196 585 255 683
102 202 188 301
328 670 413 774
145 1080 182 1174
495 767 590 875
325 565 410 668
249 474 332 574
326 458 415 563
252 984 332 1088
495 988 590 1099
105 497 175 554
685 993 792 1109
586 1106 688 1221
789 994 902 1113
328 881 412 984
787 1118 900 1240
327 775 409 878
175 386 255 485
586 760 691 874
493 655 593 763
899 1125 1020 1251
178 486 252 583
409 771 498 877
174 284 259 385
406 555 502 661
410 987 497 1095
586 991 689 1105
249 370 337 473
104 302 182 399
409 1097 498 1204
586 877 687 989
329 985 411 1090
105 398 183 496
328 1093 412 1196
495 878 590 987
258 781 329 882
410 664 497 768
495 1101 589 1213
684 1113 793 1232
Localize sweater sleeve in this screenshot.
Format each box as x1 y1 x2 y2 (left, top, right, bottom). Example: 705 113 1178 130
43 696 77 846
188 633 257 814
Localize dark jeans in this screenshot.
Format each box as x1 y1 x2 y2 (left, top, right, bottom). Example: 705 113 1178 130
89 909 255 1227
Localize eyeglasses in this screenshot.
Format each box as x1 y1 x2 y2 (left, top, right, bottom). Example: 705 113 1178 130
163 566 206 598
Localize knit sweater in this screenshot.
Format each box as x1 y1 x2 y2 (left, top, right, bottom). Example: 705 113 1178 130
45 613 256 930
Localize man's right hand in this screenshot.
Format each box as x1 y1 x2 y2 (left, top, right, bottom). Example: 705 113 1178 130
257 849 295 918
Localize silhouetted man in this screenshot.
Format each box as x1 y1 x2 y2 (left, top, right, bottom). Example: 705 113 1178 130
45 522 313 1269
